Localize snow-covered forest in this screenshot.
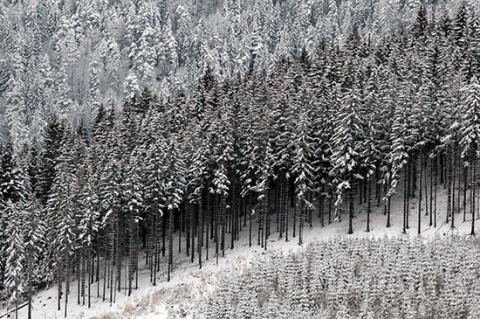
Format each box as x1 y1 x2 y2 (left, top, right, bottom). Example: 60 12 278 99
0 0 480 318
0 0 479 148
196 236 480 319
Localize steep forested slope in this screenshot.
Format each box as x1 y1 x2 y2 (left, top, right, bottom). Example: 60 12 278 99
0 1 479 318
0 0 478 148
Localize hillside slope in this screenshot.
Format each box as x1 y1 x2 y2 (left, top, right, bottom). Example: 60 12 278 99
5 182 475 319
0 0 477 146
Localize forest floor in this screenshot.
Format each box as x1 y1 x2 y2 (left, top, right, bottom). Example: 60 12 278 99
1 182 476 319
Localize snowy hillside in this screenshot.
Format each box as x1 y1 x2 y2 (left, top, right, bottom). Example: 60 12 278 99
0 0 478 146
4 182 477 319
0 1 479 319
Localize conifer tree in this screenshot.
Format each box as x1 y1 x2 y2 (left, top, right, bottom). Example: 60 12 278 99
458 76 480 235
330 79 364 234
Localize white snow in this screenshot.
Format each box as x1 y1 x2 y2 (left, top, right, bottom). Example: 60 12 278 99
1 183 475 319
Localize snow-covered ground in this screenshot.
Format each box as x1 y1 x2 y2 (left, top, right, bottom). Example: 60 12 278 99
2 184 475 319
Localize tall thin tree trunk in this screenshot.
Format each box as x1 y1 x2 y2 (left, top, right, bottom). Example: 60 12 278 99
451 149 456 229
367 175 372 232
298 201 304 245
434 155 438 228
77 255 81 306
248 194 252 247
179 206 183 255
293 202 296 238
348 184 354 235
186 201 190 258
231 179 237 250
425 155 429 217
440 153 445 185
403 166 408 234
102 250 107 302
65 258 70 318
189 202 195 264
279 175 286 238
168 209 174 282
412 155 417 197
430 157 434 226
471 153 476 236
406 161 411 229
418 153 423 235
319 184 325 227
220 195 226 257
308 192 313 229
58 257 62 311
27 251 32 319
109 239 114 305
328 194 332 224
446 150 452 224
206 193 210 261
116 219 122 294
376 167 382 207
82 251 86 305
162 213 166 258
464 165 468 222
198 199 203 269
88 250 92 308
263 192 269 250
386 173 391 228
359 177 363 205
285 179 289 242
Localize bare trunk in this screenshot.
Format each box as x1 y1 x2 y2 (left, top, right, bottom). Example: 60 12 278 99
167 209 174 282
367 175 372 232
403 166 408 234
348 186 354 235
471 153 476 236
418 153 423 235
429 157 434 226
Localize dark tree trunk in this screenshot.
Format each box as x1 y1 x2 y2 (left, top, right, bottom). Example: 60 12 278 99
298 201 304 245
434 156 438 228
367 175 372 232
279 174 288 239
293 200 296 238
418 153 423 235
451 148 456 229
206 192 210 261
440 152 445 185
348 185 354 235
328 194 332 224
220 194 226 258
319 184 325 227
249 194 252 247
198 199 203 269
447 148 453 224
258 195 263 247
263 191 269 250
406 161 411 229
403 166 408 234
430 157 434 226
168 209 174 282
471 153 476 236
464 166 468 222
231 178 238 250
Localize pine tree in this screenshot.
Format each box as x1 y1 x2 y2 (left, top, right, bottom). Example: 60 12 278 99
290 105 315 245
329 78 364 234
22 194 46 319
36 116 65 206
3 200 26 319
163 136 186 281
47 129 79 313
458 76 480 235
